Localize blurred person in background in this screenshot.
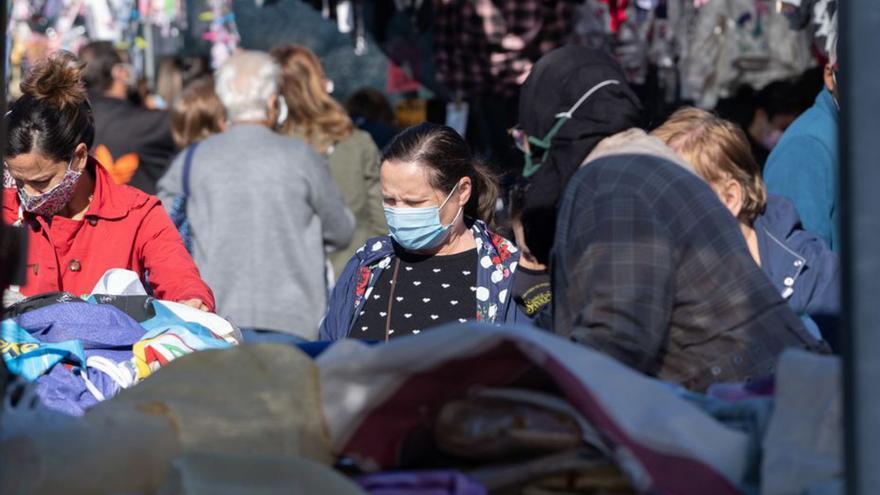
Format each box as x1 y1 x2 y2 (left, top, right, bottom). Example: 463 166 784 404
506 183 551 322
78 41 175 195
320 123 524 341
168 78 226 150
146 57 184 111
345 87 398 150
763 39 840 251
654 107 840 347
3 52 213 310
158 50 354 343
714 78 812 168
271 45 386 277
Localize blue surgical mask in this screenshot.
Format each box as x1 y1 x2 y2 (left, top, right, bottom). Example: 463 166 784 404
384 184 463 251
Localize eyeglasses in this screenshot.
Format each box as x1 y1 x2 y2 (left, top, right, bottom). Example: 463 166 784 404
511 79 621 178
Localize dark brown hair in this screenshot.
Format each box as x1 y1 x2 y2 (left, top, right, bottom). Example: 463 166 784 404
346 87 394 124
382 123 499 224
6 51 94 161
170 77 225 149
78 41 122 94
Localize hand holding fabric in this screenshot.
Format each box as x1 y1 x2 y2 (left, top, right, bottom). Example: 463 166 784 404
178 299 210 312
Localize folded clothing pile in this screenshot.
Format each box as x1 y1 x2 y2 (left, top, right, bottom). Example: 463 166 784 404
1 270 240 416
0 344 343 494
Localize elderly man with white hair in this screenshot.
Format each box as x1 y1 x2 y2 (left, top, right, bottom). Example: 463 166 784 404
158 50 354 343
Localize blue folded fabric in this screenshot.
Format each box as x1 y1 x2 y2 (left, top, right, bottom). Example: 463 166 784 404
1 319 85 381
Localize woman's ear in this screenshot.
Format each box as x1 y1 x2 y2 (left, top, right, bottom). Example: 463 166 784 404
457 177 473 207
73 143 89 172
716 178 745 219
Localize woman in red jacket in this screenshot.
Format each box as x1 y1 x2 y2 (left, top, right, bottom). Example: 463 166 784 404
2 51 214 311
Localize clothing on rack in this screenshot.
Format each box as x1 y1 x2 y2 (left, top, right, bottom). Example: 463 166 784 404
678 0 813 108
432 0 578 99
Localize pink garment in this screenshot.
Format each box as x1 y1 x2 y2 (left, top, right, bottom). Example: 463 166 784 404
600 0 629 32
706 377 776 402
358 470 486 495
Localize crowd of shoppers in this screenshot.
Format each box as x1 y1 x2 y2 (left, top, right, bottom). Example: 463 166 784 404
272 45 386 276
653 108 840 346
1 38 842 393
157 50 353 343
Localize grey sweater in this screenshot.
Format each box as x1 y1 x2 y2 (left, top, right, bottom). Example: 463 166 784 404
158 124 354 338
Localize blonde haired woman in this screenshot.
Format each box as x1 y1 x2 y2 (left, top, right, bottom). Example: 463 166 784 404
653 107 840 346
271 45 386 276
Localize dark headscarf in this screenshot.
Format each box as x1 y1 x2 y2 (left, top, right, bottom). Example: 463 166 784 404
518 46 643 265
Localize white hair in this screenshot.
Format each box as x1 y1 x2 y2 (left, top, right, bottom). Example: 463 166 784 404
215 50 280 122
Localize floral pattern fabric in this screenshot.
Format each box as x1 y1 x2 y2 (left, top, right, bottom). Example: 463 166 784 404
321 219 525 341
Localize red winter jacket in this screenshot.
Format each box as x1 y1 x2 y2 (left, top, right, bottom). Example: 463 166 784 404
2 159 215 310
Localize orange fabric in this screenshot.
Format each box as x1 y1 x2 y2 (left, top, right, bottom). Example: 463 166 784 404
3 159 215 310
95 145 140 185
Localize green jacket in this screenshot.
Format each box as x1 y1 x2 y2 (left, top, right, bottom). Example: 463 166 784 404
323 129 387 275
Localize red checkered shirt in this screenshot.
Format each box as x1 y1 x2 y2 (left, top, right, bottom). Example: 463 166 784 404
433 0 577 98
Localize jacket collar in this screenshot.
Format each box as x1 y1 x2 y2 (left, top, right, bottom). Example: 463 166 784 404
86 158 144 220
3 157 143 222
754 195 808 299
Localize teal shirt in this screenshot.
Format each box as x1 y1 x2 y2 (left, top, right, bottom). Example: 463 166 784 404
764 89 839 251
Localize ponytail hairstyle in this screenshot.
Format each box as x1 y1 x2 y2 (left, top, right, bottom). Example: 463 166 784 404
382 123 499 225
6 51 94 162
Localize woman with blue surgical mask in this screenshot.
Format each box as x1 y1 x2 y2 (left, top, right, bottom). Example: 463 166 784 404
320 123 526 341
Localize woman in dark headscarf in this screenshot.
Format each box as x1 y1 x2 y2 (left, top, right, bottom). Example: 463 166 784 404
514 46 644 265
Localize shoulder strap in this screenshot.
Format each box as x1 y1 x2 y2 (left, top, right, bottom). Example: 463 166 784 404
182 142 199 197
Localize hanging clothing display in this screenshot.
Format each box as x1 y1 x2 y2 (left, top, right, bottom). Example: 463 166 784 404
300 0 369 55
203 0 241 68
780 0 837 59
677 0 813 108
432 0 579 99
570 0 614 50
8 0 190 99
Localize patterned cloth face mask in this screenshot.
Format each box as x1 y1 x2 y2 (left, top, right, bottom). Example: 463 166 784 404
510 79 621 178
16 155 83 217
